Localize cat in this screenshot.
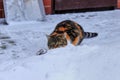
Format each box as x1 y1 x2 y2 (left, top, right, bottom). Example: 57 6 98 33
47 20 98 49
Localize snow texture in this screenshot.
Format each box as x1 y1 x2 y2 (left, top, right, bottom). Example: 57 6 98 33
0 10 120 80
3 0 45 24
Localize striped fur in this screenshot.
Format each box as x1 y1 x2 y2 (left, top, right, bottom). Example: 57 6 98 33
84 32 98 38
48 20 98 49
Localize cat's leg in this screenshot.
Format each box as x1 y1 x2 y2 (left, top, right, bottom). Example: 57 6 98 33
72 36 80 46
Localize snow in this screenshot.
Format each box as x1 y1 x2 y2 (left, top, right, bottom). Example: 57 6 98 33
0 10 120 80
3 0 45 24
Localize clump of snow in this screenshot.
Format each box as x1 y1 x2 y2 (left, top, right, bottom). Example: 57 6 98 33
0 10 120 80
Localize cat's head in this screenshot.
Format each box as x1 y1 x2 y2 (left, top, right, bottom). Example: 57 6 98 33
47 34 67 49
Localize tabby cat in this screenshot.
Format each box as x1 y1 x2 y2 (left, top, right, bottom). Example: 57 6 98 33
47 20 98 49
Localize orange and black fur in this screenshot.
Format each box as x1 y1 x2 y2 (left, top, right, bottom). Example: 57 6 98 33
48 20 98 49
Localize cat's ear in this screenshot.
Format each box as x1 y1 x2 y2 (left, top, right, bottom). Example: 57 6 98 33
46 34 50 38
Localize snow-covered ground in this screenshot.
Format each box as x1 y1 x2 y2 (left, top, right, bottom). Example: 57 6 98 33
0 10 120 80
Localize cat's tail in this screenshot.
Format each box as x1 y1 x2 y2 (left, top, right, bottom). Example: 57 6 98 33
84 32 98 38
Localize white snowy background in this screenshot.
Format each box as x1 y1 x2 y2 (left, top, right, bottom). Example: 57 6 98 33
0 10 120 80
3 0 45 23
